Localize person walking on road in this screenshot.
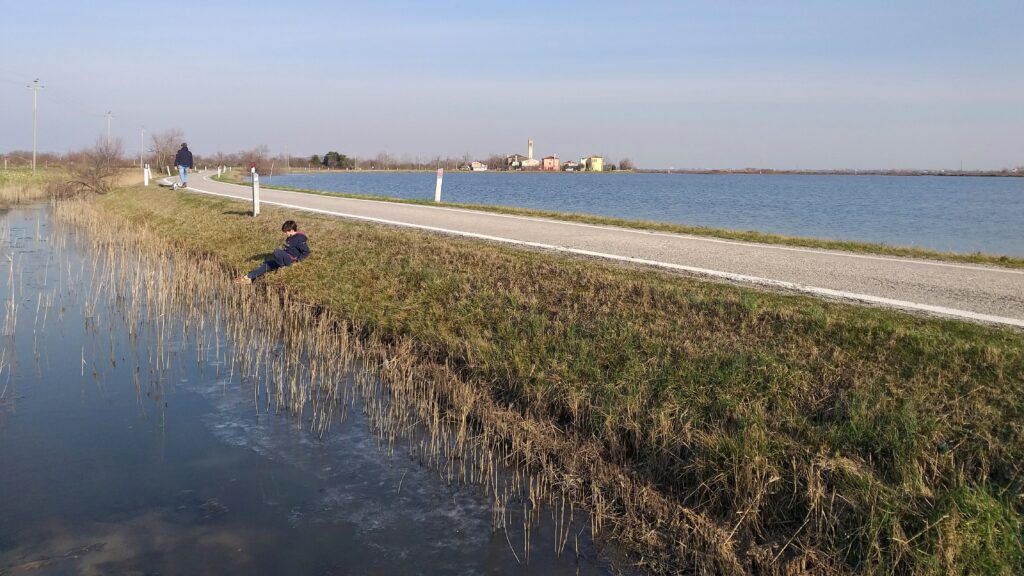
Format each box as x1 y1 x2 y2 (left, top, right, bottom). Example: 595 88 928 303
175 143 194 188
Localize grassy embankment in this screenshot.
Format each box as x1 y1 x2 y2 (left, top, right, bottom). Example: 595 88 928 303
94 183 1022 574
215 170 1024 269
0 169 59 208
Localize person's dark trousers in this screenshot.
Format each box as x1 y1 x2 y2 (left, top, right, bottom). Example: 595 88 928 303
246 249 295 280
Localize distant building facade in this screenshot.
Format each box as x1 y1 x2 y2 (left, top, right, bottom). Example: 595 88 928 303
506 138 541 170
503 139 608 172
506 154 540 170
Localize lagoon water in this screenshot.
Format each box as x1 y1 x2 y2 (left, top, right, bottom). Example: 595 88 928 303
0 205 615 575
267 172 1024 257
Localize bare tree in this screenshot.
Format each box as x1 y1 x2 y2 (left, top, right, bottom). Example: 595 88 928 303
245 144 271 173
485 154 507 171
151 129 184 171
60 138 125 197
619 157 635 171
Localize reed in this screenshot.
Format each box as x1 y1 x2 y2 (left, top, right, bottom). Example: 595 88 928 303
60 186 1024 575
50 198 592 567
3 252 17 337
0 349 8 405
0 170 57 208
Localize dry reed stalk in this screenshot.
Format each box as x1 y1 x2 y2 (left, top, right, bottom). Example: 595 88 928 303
48 197 875 575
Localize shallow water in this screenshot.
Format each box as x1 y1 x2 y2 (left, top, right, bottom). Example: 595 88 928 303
268 171 1024 256
0 205 618 575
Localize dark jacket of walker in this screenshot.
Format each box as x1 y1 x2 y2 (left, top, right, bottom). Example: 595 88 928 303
284 232 310 262
174 147 194 169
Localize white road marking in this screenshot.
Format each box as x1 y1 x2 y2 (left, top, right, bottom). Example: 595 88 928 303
166 176 1024 328
216 174 1023 276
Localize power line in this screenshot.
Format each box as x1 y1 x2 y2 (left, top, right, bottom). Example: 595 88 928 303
4 72 153 152
0 66 34 85
42 84 106 118
13 75 139 126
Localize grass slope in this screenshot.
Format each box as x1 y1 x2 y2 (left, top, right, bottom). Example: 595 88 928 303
214 172 1024 269
97 185 1023 574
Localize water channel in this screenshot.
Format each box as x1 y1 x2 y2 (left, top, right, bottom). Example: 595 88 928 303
0 204 619 575
268 171 1024 257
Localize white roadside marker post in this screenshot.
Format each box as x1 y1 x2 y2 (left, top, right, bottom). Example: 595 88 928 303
252 168 260 217
434 168 444 203
143 163 150 187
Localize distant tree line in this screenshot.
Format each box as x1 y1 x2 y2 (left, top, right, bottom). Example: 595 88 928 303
300 152 638 172
0 127 641 175
302 151 504 171
315 151 355 169
140 129 282 174
0 150 64 168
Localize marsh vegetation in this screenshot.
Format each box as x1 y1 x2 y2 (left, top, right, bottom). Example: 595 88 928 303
75 184 1024 575
0 204 613 574
0 170 56 208
49 198 612 569
1 139 136 209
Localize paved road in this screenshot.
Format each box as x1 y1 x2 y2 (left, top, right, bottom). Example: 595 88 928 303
166 171 1024 328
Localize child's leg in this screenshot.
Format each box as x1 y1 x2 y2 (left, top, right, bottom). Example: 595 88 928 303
246 261 272 280
272 249 294 268
246 250 292 280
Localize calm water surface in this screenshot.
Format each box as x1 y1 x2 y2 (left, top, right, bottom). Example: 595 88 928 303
0 206 616 575
267 172 1024 256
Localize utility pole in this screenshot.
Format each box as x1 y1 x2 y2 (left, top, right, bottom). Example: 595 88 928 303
105 111 114 142
28 79 43 173
140 127 145 167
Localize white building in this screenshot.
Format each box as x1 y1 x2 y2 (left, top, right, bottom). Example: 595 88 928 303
507 139 541 170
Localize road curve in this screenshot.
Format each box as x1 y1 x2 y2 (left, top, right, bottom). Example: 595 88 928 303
163 172 1024 328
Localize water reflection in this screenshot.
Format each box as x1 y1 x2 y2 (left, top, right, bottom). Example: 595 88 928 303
0 205 621 575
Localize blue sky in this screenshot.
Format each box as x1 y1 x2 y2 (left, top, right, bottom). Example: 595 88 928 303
1 0 1021 169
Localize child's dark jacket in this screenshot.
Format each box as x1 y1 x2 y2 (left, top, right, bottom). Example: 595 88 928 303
284 232 310 262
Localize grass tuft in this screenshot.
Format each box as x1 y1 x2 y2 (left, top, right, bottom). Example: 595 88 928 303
87 184 1024 574
0 169 60 207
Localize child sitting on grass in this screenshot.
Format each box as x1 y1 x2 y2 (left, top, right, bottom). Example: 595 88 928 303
234 220 310 284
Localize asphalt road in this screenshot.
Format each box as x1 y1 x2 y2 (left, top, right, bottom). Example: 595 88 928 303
164 171 1024 328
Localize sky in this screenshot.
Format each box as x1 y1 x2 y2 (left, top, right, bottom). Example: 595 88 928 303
1 0 1021 170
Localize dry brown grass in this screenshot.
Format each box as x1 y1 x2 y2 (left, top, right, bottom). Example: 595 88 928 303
69 185 1024 575
0 170 57 207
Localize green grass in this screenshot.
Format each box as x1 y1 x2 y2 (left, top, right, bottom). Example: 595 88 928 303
95 184 1024 574
214 171 1024 269
0 169 60 207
